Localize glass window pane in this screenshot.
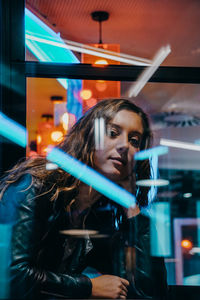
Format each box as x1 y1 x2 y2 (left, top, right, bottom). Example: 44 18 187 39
26 78 200 296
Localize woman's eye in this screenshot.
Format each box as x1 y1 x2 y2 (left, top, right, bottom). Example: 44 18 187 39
108 129 118 137
130 138 140 148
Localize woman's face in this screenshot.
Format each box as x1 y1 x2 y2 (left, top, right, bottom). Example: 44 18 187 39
94 109 144 182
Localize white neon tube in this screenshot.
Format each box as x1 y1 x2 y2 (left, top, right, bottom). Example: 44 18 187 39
136 179 169 187
128 45 171 97
160 138 200 151
94 118 105 150
25 34 151 66
64 39 151 65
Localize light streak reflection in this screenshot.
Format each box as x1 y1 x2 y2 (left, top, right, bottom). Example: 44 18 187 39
134 145 168 160
160 138 200 151
25 33 151 66
0 112 27 147
0 224 12 298
136 179 169 187
150 202 171 256
47 148 136 209
94 118 105 150
128 45 171 97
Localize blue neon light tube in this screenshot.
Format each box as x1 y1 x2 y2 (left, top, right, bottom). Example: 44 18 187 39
25 8 79 89
47 148 136 208
134 146 168 160
0 113 27 147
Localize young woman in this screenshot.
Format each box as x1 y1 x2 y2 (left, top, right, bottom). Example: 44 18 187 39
0 98 168 299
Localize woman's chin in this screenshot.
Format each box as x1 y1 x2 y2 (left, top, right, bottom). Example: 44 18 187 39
104 171 125 182
95 166 126 182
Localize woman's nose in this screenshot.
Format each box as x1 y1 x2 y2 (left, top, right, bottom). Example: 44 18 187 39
116 135 129 153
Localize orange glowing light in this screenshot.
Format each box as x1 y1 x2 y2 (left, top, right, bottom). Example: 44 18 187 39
42 145 53 155
93 59 108 67
62 123 68 131
85 98 97 108
42 147 49 154
29 150 38 158
181 239 193 250
61 112 69 124
61 112 69 131
95 80 107 92
43 147 48 154
80 89 92 100
37 134 42 144
51 131 64 142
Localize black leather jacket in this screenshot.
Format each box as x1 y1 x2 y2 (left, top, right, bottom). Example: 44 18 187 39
0 174 168 299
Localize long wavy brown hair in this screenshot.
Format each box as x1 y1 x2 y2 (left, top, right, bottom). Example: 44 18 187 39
0 98 153 207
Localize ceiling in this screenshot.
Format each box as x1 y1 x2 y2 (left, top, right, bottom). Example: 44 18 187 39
25 0 200 170
26 0 200 67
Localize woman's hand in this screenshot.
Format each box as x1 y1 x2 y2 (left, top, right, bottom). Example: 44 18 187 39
127 204 140 218
90 275 129 299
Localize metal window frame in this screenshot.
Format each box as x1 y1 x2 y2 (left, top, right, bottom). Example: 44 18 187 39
24 62 200 84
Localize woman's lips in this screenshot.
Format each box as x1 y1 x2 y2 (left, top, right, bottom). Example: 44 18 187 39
109 157 126 166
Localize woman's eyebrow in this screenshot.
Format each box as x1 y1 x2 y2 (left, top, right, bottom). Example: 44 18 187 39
109 123 143 136
108 122 143 138
108 123 121 129
129 131 143 137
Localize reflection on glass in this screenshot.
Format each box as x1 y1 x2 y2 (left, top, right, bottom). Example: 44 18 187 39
25 80 200 293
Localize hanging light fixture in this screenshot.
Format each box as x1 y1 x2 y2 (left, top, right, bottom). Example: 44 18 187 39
81 11 120 113
91 11 109 45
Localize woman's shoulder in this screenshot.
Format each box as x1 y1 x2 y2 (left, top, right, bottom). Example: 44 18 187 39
4 173 43 198
0 174 51 221
0 174 32 223
10 173 33 190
